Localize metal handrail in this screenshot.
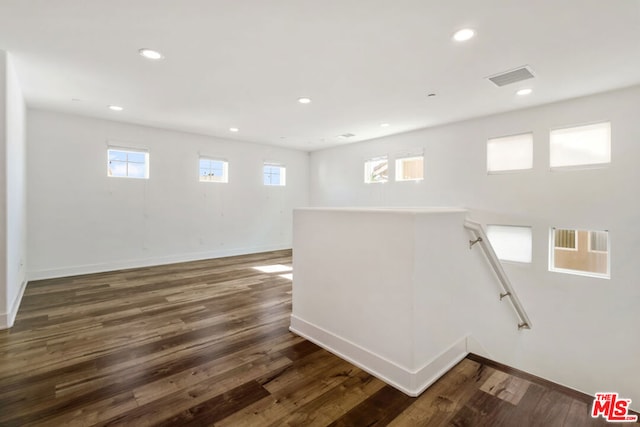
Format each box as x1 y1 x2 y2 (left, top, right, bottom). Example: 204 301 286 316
464 220 532 330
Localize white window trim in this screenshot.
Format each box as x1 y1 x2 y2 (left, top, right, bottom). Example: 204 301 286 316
395 155 424 182
549 266 611 280
199 157 229 183
107 146 150 179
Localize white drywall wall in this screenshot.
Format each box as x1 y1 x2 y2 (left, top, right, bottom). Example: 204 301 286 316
0 51 28 329
27 110 309 279
308 86 640 405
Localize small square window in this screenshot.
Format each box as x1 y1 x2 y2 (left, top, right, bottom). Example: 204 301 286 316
108 148 149 179
364 157 388 183
264 163 286 186
487 133 533 173
395 156 424 181
550 228 609 278
199 158 228 183
486 225 532 263
550 122 610 169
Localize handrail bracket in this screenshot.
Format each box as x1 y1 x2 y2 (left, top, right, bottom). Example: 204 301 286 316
464 219 533 330
469 237 482 249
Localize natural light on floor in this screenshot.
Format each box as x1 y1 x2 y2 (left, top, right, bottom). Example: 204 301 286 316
252 264 293 273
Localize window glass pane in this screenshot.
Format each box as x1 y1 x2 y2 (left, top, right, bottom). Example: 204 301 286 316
127 152 146 164
554 229 576 250
364 157 388 183
487 133 533 173
486 225 532 263
550 122 611 168
108 148 148 179
199 158 228 183
264 164 285 186
108 160 127 177
396 156 424 181
127 162 146 178
211 160 225 175
590 231 608 252
108 150 127 162
551 228 609 278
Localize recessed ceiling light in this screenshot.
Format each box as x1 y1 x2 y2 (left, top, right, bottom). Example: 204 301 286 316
453 28 475 42
108 105 123 111
298 97 312 104
138 48 164 60
229 127 239 132
516 88 533 96
380 123 390 127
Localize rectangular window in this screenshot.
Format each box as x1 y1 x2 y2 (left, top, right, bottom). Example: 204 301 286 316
486 225 532 263
550 228 609 278
395 156 424 181
264 163 286 186
487 133 533 173
199 158 228 183
108 148 149 179
364 156 388 183
550 121 611 169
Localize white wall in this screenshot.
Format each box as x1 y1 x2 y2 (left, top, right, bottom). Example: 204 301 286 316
308 86 640 405
0 50 28 329
292 208 514 396
27 110 309 279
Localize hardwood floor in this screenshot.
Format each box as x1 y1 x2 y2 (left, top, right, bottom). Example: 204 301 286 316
0 250 636 426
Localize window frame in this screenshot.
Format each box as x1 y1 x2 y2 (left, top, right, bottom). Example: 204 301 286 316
364 156 389 184
107 147 149 179
549 228 610 279
395 155 424 182
486 132 534 174
199 157 229 183
549 121 611 171
263 163 286 186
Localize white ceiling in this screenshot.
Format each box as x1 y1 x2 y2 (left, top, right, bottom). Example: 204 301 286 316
1 0 639 151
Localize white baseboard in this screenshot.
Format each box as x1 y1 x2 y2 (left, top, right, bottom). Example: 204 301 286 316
411 336 470 395
290 314 469 397
27 244 291 281
0 278 28 330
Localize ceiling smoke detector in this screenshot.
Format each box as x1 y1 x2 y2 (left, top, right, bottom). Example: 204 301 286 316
487 66 535 87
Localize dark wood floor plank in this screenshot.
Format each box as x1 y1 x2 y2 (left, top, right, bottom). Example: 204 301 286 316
388 358 494 426
2 249 630 426
327 384 415 426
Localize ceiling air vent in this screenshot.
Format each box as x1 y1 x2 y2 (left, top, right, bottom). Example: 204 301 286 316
487 66 535 87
